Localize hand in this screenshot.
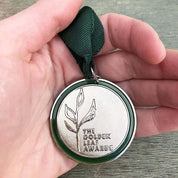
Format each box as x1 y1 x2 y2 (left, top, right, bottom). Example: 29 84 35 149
0 0 83 177
95 14 178 137
0 0 177 177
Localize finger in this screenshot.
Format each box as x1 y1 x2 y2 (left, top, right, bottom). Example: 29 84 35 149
95 49 178 82
135 107 178 137
97 14 166 64
0 0 83 59
118 80 178 109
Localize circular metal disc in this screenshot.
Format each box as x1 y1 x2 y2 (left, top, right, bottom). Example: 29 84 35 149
50 79 136 164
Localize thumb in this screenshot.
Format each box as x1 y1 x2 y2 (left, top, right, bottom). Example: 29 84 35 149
0 0 83 58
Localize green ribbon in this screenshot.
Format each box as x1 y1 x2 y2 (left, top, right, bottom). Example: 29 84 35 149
59 6 104 78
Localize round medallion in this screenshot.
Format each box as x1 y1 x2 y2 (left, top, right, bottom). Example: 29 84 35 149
50 79 136 164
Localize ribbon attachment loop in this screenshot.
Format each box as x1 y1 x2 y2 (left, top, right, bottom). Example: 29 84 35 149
59 6 105 78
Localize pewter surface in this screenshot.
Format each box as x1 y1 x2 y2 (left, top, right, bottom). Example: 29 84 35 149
57 84 130 158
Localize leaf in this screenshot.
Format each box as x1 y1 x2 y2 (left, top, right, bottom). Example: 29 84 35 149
79 99 96 127
65 104 77 124
76 88 84 109
64 121 76 133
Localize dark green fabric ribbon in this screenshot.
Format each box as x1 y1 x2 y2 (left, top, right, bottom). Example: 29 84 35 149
59 6 104 78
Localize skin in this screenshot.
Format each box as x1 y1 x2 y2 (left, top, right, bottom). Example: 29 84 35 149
0 0 178 177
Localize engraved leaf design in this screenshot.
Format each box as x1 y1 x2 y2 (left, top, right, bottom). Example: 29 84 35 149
65 104 77 124
76 88 84 109
64 121 77 133
79 99 96 127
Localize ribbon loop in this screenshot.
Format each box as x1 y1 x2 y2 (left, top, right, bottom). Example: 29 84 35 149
59 6 104 78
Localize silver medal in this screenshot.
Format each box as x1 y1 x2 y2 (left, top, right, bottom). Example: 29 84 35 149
50 78 136 164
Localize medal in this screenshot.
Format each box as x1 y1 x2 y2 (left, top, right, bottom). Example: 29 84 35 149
50 76 136 164
50 6 137 165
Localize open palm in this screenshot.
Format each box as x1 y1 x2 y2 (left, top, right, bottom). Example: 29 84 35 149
0 0 178 177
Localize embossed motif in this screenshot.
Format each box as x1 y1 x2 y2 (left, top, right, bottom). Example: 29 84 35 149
64 88 96 152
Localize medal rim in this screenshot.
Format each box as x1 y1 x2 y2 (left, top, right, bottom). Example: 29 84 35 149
50 79 137 165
